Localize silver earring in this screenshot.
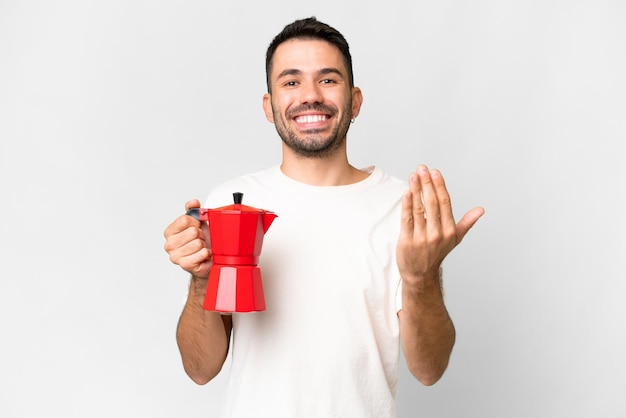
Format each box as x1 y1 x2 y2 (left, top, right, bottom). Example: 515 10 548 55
350 118 355 123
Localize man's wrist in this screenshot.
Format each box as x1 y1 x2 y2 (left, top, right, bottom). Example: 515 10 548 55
401 268 446 306
189 274 209 296
401 267 442 288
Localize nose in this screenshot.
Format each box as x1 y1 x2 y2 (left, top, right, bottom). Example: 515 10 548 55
299 81 323 104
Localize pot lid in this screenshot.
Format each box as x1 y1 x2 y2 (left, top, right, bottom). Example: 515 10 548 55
212 192 272 213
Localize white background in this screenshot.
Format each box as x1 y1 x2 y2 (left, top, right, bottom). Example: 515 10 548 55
1 0 625 417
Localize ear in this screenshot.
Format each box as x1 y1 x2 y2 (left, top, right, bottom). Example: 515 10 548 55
263 93 275 123
351 87 363 119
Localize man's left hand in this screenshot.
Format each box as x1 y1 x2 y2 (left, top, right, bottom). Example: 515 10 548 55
396 165 484 284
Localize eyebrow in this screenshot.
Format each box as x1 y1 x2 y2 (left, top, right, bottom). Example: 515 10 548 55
319 68 344 78
276 67 345 80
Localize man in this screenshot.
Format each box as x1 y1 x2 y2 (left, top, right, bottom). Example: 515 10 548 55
164 17 484 417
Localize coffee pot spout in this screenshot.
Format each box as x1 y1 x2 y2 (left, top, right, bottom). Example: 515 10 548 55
262 212 277 233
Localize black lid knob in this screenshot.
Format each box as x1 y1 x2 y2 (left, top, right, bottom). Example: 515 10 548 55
233 192 243 204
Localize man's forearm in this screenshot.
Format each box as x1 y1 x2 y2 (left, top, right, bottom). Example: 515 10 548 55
176 276 232 385
399 271 455 386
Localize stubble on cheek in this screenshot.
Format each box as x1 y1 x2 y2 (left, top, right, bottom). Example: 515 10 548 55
272 101 353 158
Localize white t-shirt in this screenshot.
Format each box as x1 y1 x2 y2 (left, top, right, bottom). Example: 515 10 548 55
204 166 407 418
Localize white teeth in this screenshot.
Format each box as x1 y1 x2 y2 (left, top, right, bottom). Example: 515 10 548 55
296 115 327 123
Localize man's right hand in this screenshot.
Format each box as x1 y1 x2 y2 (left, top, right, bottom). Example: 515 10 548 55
164 199 213 279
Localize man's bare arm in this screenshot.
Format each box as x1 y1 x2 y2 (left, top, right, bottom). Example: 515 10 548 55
177 276 232 384
396 165 483 385
165 200 233 384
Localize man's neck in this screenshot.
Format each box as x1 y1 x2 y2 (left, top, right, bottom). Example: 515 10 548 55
280 147 369 186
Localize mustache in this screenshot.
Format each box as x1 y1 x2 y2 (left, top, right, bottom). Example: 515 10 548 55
286 104 337 118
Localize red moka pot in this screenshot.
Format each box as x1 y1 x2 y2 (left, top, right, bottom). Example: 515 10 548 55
187 192 277 312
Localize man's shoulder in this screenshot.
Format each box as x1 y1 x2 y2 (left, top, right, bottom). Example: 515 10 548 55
367 166 407 193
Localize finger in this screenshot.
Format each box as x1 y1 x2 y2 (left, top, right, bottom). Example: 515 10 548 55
399 190 416 240
431 169 455 232
455 207 485 243
166 226 211 267
164 212 199 238
175 246 212 277
176 236 211 260
416 165 440 229
409 172 427 233
164 200 202 238
185 199 201 212
164 220 202 252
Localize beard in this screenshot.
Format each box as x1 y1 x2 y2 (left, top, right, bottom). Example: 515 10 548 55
272 102 353 159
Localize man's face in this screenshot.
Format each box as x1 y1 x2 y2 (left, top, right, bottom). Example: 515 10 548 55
263 39 362 158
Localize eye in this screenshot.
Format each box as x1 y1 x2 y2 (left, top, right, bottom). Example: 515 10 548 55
284 80 298 87
320 78 336 84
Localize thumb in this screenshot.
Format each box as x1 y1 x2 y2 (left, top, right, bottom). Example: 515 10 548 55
185 199 201 212
456 207 485 244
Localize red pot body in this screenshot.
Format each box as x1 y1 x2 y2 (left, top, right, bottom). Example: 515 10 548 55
195 203 276 312
208 211 266 266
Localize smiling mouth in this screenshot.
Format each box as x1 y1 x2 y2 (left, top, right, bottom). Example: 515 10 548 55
294 114 330 123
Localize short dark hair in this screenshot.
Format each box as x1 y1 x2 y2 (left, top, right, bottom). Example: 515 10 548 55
265 17 354 92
